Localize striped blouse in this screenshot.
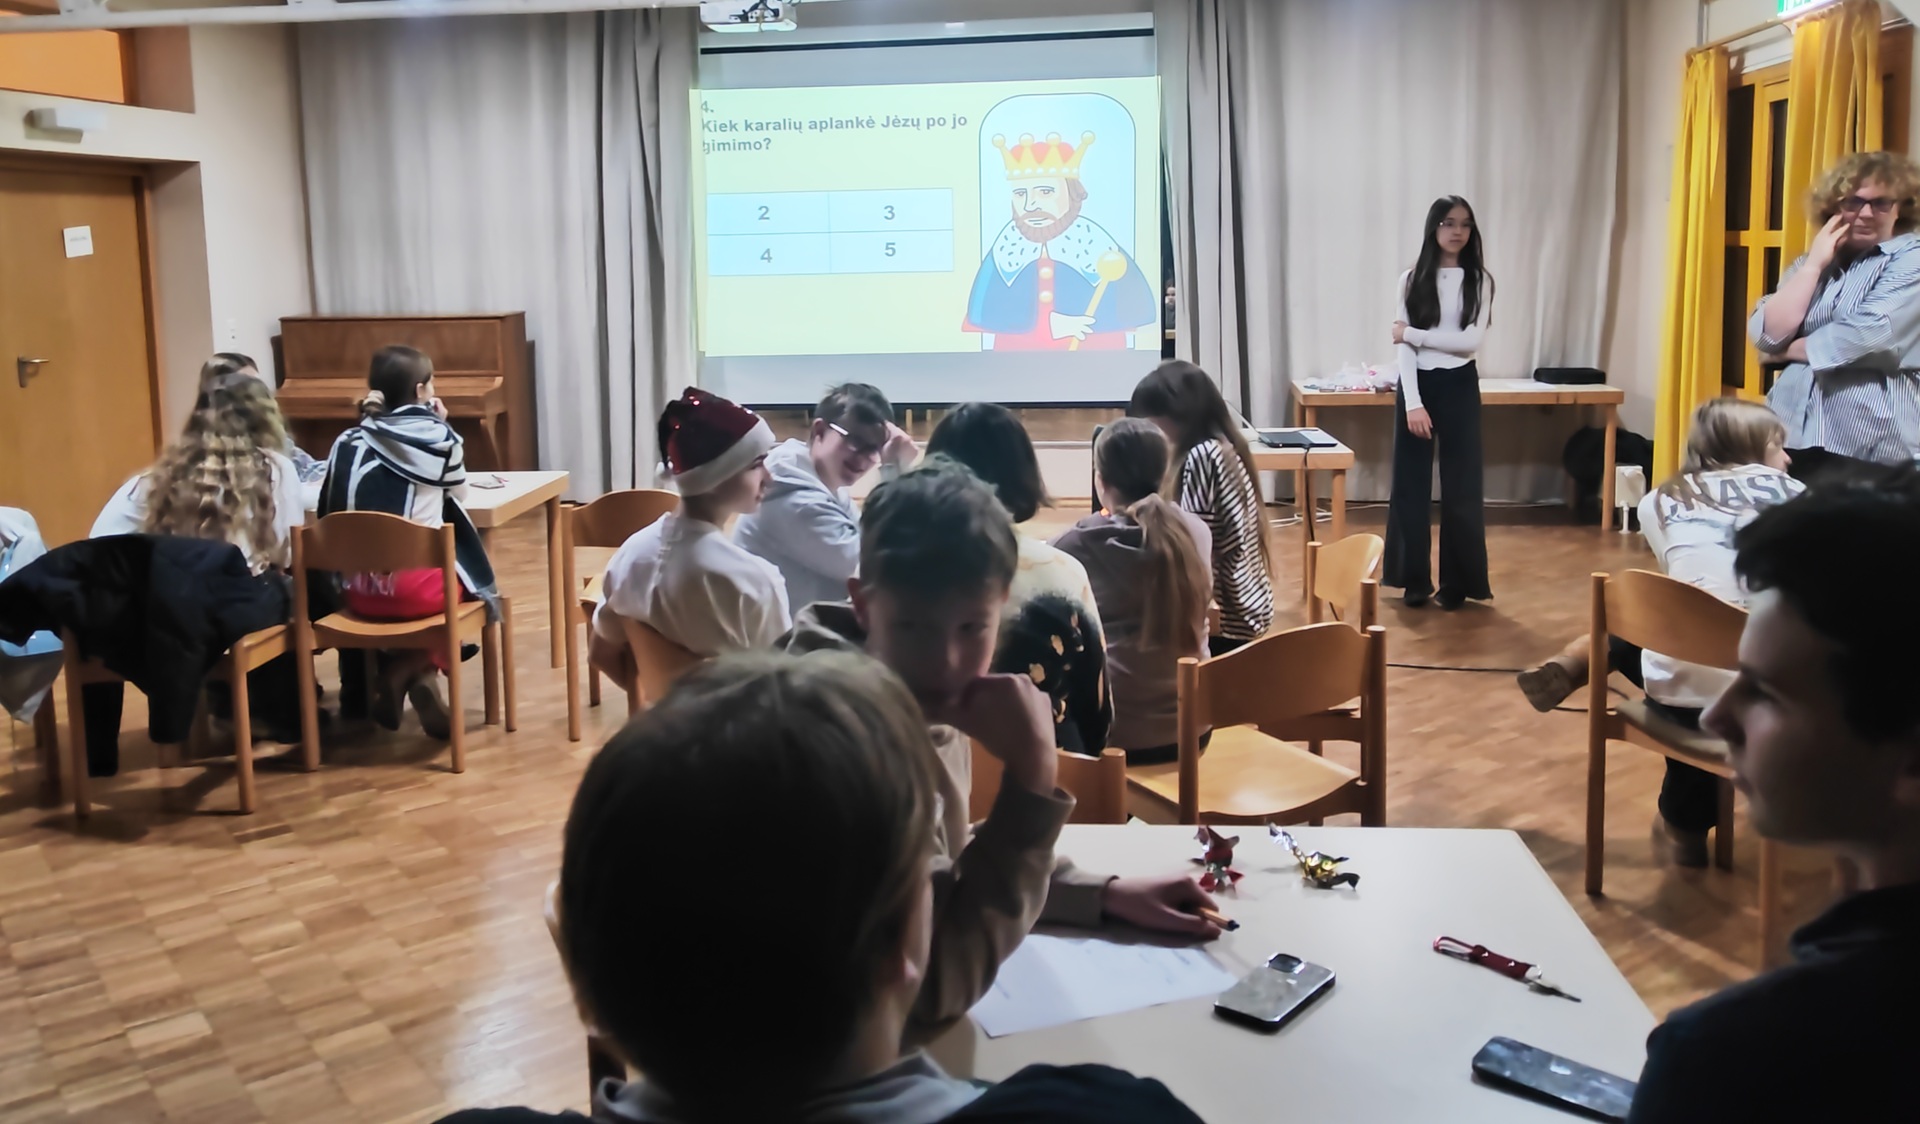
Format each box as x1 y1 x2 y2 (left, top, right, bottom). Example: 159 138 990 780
1750 232 1920 464
1177 438 1274 640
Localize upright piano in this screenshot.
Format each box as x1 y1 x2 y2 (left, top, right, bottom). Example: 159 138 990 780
276 313 538 471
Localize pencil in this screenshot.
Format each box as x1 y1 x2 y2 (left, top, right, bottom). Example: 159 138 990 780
1197 906 1240 932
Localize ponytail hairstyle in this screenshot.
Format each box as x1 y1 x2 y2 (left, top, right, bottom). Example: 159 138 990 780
1096 418 1212 654
198 352 259 393
1405 195 1493 331
359 345 435 419
1126 360 1272 577
140 374 288 568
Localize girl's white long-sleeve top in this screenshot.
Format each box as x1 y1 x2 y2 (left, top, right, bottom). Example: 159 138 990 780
1395 267 1485 412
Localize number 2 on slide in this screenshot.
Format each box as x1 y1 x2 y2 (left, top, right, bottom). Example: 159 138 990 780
758 205 770 221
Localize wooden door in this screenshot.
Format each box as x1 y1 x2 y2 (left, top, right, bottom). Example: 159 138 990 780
0 165 159 546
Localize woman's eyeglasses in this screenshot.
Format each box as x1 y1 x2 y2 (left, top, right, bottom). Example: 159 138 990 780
1839 195 1901 216
828 422 884 459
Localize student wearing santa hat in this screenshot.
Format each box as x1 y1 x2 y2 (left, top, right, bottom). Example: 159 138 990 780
592 389 789 664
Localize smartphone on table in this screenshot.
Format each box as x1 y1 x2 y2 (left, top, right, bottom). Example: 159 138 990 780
1213 952 1335 1031
1471 1036 1637 1121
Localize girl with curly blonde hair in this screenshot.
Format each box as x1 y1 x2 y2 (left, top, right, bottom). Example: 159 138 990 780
1751 149 1920 474
92 371 307 574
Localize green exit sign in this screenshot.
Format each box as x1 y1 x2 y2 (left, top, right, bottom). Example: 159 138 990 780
1779 0 1836 14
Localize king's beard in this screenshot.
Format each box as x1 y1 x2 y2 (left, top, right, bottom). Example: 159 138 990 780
1014 194 1084 245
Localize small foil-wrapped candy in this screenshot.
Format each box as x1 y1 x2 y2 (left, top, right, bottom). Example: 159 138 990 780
1271 826 1360 889
1191 826 1244 893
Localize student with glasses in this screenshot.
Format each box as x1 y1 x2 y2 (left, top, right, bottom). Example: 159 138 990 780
737 383 919 613
1752 150 1920 478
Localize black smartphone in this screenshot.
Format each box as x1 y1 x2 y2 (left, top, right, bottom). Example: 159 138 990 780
1470 1036 1637 1121
1213 952 1335 1031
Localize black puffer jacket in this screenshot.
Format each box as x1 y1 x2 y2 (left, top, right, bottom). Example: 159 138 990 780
0 535 289 743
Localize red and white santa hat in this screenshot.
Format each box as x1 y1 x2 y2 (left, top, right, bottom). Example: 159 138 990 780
656 387 775 496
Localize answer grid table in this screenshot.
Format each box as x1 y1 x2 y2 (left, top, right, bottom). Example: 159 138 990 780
706 188 955 276
931 825 1653 1122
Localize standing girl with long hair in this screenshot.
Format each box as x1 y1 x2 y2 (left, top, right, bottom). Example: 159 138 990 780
1128 360 1273 654
1387 195 1494 610
1054 418 1213 763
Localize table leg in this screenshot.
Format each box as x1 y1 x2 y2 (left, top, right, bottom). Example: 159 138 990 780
546 496 566 669
1600 406 1619 532
1298 461 1319 602
1330 468 1347 543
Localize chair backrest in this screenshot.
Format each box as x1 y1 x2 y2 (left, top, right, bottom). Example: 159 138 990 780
1176 621 1386 825
296 511 452 575
568 489 678 552
1057 748 1128 824
1309 533 1384 629
1593 569 1745 671
615 614 703 710
968 741 1129 825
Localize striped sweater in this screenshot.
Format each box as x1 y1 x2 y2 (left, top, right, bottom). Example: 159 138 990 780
1177 438 1274 640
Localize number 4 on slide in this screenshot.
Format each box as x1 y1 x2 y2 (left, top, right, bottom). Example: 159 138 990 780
761 249 772 264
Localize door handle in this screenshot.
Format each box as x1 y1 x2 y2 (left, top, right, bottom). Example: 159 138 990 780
17 357 50 389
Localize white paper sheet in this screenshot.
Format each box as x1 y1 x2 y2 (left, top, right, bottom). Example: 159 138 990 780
969 934 1239 1038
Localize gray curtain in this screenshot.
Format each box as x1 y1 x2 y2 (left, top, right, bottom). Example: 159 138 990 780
297 10 697 495
1158 0 1624 501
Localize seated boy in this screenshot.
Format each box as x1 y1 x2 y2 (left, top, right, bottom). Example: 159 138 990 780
1626 466 1920 1122
592 388 789 665
436 651 1204 1124
785 458 1221 1036
736 382 918 612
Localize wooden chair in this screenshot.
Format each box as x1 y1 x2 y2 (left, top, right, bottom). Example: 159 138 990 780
1583 569 1787 966
62 625 293 818
1128 621 1387 826
589 614 702 718
968 743 1131 825
543 881 625 1097
562 489 678 741
291 512 515 775
32 700 59 805
1306 533 1384 630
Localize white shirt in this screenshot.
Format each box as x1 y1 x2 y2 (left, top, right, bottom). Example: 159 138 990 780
1395 267 1486 412
1636 465 1805 708
91 450 307 575
592 512 793 658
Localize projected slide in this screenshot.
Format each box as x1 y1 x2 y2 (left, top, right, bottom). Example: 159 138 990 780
692 76 1162 405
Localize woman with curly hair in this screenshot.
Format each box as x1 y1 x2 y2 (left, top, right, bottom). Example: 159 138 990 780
93 372 306 574
85 371 308 769
1752 149 1920 475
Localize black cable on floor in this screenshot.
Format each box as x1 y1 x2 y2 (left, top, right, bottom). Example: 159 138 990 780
1387 661 1528 674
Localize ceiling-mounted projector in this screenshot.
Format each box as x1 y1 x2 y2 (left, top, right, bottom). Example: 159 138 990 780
702 1 798 33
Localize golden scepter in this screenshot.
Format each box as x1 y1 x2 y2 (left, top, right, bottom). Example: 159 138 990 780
1068 250 1131 352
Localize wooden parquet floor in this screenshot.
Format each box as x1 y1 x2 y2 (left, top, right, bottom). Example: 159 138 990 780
0 505 1839 1122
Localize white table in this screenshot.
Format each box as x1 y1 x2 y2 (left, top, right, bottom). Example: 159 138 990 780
1243 432 1357 602
930 825 1653 1122
1293 378 1629 529
305 469 573 668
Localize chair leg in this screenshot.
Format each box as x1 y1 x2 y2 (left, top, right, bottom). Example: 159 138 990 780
446 635 466 775
564 609 582 743
230 653 256 815
1758 839 1786 969
588 664 602 708
1584 741 1606 896
62 658 91 821
295 643 321 773
1714 777 1736 872
502 599 517 734
482 620 502 728
33 702 61 807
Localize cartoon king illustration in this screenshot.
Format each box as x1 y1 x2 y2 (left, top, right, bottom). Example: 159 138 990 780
963 131 1157 350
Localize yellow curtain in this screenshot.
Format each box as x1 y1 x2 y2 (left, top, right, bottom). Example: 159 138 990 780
1653 49 1729 483
1780 0 1883 263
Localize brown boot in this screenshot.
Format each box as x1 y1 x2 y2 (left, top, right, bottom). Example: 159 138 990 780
1516 658 1583 713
